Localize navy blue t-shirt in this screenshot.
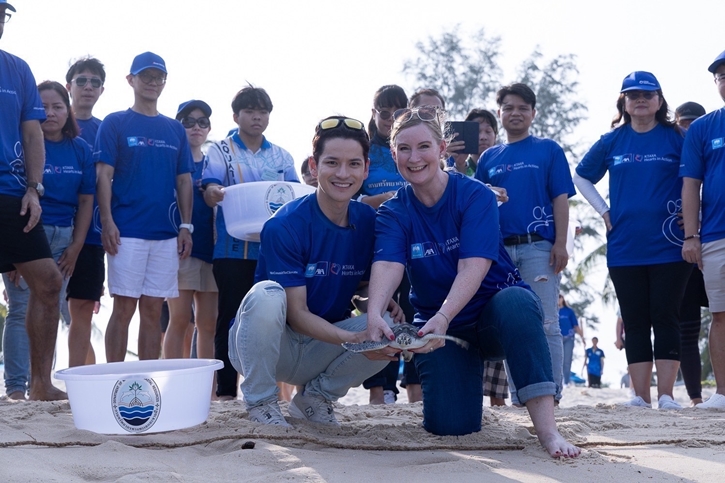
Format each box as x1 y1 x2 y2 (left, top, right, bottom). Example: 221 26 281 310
558 305 579 338
77 116 102 147
680 108 725 243
475 135 575 243
586 347 605 376
577 123 684 266
76 116 104 246
374 172 528 328
172 156 214 262
94 109 194 240
255 194 376 323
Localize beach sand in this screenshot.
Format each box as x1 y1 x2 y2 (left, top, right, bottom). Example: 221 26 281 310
1 383 725 482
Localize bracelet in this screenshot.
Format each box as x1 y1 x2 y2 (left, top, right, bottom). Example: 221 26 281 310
684 234 701 240
436 311 450 325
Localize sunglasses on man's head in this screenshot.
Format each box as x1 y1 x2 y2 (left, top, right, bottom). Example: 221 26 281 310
317 117 365 132
181 116 210 129
624 91 657 100
73 76 103 89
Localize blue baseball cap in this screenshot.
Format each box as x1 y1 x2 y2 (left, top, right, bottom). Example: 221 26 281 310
620 71 661 93
708 49 725 74
176 100 212 120
130 52 167 75
0 1 16 12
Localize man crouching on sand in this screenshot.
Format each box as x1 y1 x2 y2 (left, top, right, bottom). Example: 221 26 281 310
228 116 402 427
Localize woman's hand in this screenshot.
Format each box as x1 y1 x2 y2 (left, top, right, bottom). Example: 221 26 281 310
387 298 405 323
412 312 449 354
58 242 83 278
365 312 395 343
602 211 613 232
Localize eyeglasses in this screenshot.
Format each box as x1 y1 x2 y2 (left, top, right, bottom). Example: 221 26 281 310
317 117 366 132
374 108 397 120
181 116 210 129
1 12 11 23
624 91 658 100
393 107 440 123
72 77 103 89
138 72 167 85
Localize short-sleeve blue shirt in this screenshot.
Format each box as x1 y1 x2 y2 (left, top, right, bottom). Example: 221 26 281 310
255 194 376 323
41 137 95 227
680 108 725 243
361 134 407 196
586 347 605 376
577 124 684 266
171 156 214 263
76 117 103 246
0 51 46 198
374 172 528 329
475 136 575 243
94 109 194 240
558 305 579 338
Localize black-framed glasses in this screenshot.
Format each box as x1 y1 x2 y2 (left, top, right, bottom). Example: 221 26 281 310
73 76 103 89
393 107 440 123
138 71 167 86
317 117 365 132
2 12 11 23
181 116 210 129
624 91 658 100
374 108 397 120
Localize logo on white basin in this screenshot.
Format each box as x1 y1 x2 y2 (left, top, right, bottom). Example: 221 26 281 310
111 378 161 433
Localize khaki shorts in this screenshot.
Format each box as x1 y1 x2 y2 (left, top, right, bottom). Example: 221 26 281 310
702 238 725 312
178 256 218 293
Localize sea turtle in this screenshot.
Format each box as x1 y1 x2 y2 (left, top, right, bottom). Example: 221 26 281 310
342 323 469 362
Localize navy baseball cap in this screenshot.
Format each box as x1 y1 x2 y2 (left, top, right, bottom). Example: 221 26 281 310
708 50 725 74
0 0 16 11
176 100 212 120
676 102 706 121
130 52 167 75
620 71 661 92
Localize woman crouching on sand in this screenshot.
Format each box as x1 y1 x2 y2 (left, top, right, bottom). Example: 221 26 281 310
363 106 580 458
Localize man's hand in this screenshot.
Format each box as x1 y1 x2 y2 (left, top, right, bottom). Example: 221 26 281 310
682 237 703 270
19 189 42 233
58 243 83 278
602 211 613 232
203 184 225 207
365 312 395 343
101 219 121 256
550 240 569 274
387 298 405 323
178 228 193 259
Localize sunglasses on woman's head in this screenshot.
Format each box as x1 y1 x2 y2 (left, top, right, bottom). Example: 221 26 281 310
393 107 440 124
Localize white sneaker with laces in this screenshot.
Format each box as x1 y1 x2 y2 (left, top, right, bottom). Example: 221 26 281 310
620 396 652 408
658 394 682 410
289 392 340 426
383 390 397 405
248 401 292 427
695 393 725 409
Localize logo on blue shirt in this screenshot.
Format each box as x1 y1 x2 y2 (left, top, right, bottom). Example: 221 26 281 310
411 242 439 259
612 154 633 166
305 262 328 277
712 138 724 150
487 165 508 177
127 136 146 147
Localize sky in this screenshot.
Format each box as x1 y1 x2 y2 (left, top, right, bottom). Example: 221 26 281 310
2 0 724 385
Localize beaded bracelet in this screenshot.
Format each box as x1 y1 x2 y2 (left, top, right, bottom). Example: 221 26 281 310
684 234 701 240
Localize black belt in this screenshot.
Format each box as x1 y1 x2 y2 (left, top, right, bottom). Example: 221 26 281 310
503 233 545 246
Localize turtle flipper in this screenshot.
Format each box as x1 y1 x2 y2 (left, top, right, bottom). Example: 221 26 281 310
422 334 470 350
342 341 390 353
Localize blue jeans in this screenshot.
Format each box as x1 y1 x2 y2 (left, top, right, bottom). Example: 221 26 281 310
505 240 563 402
228 280 389 408
2 225 72 395
414 286 555 436
562 336 574 384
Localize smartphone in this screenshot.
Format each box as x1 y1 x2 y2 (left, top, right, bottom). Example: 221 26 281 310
446 121 479 154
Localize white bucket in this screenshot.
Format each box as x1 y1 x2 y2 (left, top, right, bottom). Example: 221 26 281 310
219 181 316 242
55 359 223 435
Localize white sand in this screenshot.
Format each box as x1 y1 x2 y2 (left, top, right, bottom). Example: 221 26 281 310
2 383 725 481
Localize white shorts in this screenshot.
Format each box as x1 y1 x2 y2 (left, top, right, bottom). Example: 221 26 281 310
702 238 725 312
107 237 179 298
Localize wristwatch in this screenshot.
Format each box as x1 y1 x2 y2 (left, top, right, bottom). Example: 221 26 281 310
27 181 45 197
179 223 194 234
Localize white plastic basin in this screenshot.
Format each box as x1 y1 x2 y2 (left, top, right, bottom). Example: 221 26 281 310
219 181 316 242
55 359 223 434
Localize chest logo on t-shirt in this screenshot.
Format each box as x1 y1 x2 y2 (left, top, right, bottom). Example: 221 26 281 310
411 242 439 259
612 154 633 166
127 137 178 150
306 262 328 277
712 138 724 150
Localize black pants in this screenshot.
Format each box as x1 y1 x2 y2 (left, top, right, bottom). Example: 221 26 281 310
679 267 709 400
588 374 601 388
212 258 257 397
610 261 692 364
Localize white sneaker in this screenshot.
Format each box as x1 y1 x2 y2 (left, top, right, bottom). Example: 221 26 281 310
289 392 340 426
657 394 682 410
383 390 397 405
695 393 725 409
248 401 292 427
620 396 651 408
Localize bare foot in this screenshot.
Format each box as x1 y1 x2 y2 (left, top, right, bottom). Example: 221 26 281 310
691 398 704 407
8 391 27 401
537 430 581 458
29 385 67 401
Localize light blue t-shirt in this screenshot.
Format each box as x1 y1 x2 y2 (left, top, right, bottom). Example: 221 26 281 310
475 135 575 243
0 51 46 198
577 123 684 266
361 134 407 196
374 172 528 329
202 133 298 260
255 194 376 323
41 136 95 227
680 108 725 243
94 109 194 240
